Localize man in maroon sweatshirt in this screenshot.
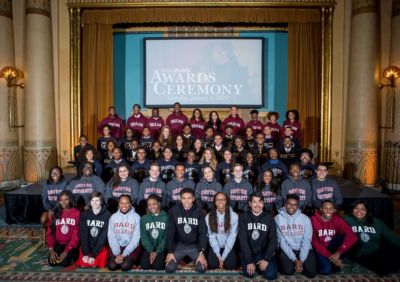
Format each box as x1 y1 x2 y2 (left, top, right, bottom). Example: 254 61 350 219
311 200 357 274
126 104 148 138
98 106 125 140
221 106 245 136
166 102 188 137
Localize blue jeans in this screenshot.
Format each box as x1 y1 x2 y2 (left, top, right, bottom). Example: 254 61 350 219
240 251 278 280
316 234 344 275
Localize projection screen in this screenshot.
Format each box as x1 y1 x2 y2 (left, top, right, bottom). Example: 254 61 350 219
144 38 264 107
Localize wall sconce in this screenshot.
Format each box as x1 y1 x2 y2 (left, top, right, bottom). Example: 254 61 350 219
378 65 400 129
0 66 25 128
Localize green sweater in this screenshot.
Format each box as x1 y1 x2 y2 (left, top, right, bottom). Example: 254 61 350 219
344 215 400 257
140 210 168 254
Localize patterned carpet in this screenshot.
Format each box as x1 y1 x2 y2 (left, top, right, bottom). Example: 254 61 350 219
0 227 399 281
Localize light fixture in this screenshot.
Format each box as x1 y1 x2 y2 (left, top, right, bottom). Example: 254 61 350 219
379 65 399 129
0 66 25 88
0 66 24 128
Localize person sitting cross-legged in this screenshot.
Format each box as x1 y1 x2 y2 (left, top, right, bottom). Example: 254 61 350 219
275 194 317 278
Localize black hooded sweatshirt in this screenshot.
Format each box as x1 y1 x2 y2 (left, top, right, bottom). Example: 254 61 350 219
167 202 207 253
238 209 277 264
79 205 111 257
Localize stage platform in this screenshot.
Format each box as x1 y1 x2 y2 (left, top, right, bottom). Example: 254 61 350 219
4 176 394 227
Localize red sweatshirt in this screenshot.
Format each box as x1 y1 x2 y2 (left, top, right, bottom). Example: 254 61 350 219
246 120 264 134
166 112 188 136
221 115 245 136
311 211 357 258
46 208 80 252
190 118 206 139
126 113 148 137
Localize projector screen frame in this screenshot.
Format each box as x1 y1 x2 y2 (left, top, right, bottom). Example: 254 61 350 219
143 37 265 108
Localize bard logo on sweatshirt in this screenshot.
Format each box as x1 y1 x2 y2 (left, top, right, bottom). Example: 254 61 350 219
318 229 335 242
248 223 267 240
279 224 304 236
352 226 376 243
145 221 166 230
56 218 76 234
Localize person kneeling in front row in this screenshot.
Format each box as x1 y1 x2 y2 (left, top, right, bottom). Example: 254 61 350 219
275 194 317 278
238 191 278 280
165 188 208 273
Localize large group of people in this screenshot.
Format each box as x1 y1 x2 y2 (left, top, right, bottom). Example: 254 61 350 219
40 103 400 278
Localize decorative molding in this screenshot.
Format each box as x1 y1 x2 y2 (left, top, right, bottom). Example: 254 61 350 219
393 0 400 18
352 0 377 17
25 0 50 17
67 0 336 8
344 147 377 185
0 140 19 147
345 141 378 150
0 0 12 18
24 140 57 148
24 147 57 183
0 147 20 182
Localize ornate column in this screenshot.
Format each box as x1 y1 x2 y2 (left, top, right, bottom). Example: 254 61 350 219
382 0 400 189
0 0 21 187
24 0 57 182
344 0 378 185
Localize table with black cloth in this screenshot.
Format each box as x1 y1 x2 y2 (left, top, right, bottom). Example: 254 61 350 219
5 183 45 224
330 175 394 228
3 176 395 227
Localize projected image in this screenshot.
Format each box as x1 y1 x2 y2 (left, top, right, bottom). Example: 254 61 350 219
144 38 264 107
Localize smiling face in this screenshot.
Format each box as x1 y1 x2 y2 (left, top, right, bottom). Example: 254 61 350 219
316 165 328 180
352 203 367 221
175 165 185 181
149 165 160 179
214 135 222 146
82 163 93 176
263 170 272 184
163 148 172 160
103 126 111 137
118 196 132 214
285 198 299 216
215 193 228 212
180 192 195 210
113 148 122 160
90 196 102 210
203 167 214 182
203 149 212 161
249 196 264 214
59 194 71 210
176 135 183 146
50 168 61 183
174 103 181 113
320 201 335 221
289 164 301 180
118 165 130 181
223 150 232 162
147 197 161 214
233 165 243 180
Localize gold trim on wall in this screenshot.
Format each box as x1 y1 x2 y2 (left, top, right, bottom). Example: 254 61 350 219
320 6 333 161
69 7 81 161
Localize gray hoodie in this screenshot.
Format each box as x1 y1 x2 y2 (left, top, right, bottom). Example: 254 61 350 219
166 177 195 207
311 177 342 209
205 207 238 261
223 178 253 212
195 179 223 211
138 177 166 207
280 176 312 209
107 207 141 257
274 207 313 262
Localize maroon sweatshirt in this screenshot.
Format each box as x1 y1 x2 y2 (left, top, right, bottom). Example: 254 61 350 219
266 122 281 141
190 118 206 139
146 116 165 139
166 111 188 136
221 115 245 136
98 115 125 140
126 113 148 136
246 120 264 134
46 208 80 252
311 211 357 258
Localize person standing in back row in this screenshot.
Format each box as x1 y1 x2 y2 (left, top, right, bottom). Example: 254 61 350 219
166 102 188 137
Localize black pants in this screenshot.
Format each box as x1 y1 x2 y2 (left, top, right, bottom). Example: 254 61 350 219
140 250 166 270
278 249 317 278
207 248 238 270
48 242 78 267
165 242 206 273
107 246 141 271
351 243 400 276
